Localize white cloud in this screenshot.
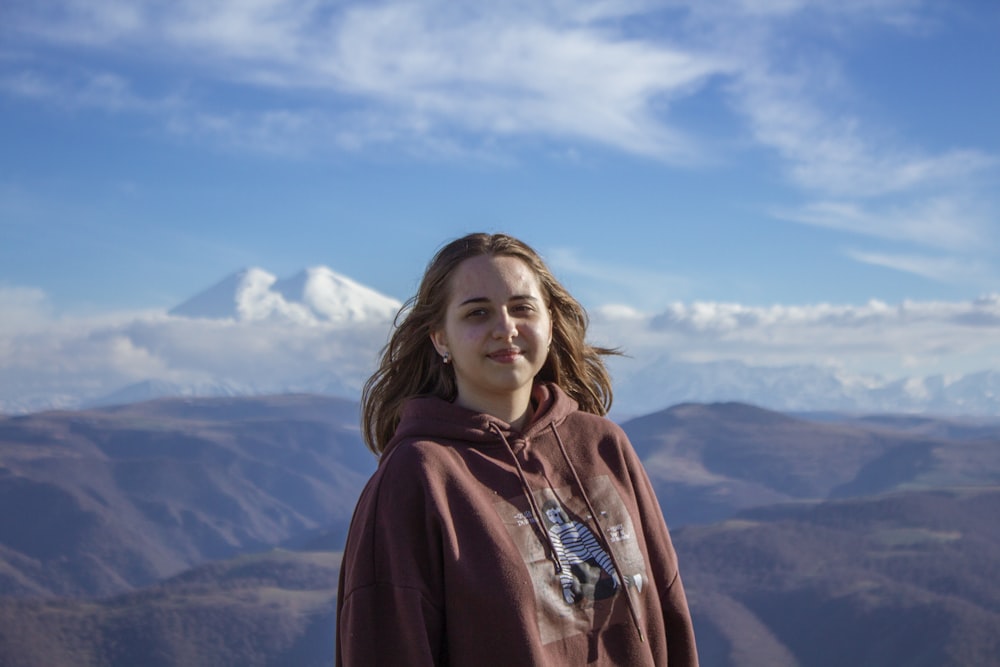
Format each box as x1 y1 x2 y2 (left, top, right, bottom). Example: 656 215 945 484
4 0 734 160
729 56 995 199
5 0 989 179
0 308 392 413
590 294 1000 378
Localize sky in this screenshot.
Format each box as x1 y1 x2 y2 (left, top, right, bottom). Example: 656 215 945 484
2 0 1000 412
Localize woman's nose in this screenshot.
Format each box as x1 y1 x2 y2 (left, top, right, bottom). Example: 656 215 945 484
493 310 518 339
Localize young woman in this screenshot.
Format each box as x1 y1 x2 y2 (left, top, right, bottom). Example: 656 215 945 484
336 233 698 666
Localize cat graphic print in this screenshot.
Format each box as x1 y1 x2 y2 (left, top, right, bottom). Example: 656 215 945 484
498 475 649 644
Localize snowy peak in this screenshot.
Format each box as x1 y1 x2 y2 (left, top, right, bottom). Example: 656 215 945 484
274 267 402 324
169 267 402 324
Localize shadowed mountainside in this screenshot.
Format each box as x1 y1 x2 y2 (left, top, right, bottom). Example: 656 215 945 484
623 402 1000 525
676 487 1000 667
0 395 374 597
0 549 340 667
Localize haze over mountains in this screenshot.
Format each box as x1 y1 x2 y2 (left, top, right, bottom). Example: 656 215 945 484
3 266 1000 417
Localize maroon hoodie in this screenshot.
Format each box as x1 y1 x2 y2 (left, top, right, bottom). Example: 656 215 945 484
337 383 698 666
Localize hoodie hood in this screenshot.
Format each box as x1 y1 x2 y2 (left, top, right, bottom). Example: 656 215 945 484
383 382 578 458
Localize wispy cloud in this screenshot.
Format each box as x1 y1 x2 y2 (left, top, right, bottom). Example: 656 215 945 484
846 250 997 286
4 0 996 287
773 197 993 252
546 246 692 310
734 65 994 197
0 285 51 335
5 0 732 160
0 69 183 114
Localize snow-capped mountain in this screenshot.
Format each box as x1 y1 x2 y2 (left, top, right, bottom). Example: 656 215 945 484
169 267 401 324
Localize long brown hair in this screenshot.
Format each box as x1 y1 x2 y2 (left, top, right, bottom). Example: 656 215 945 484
361 233 620 455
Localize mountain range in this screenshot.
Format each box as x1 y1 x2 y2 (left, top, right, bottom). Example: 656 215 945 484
1 395 998 665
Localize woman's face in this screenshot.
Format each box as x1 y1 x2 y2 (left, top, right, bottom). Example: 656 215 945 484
431 254 553 416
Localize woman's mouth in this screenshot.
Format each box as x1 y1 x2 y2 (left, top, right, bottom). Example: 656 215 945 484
488 348 522 363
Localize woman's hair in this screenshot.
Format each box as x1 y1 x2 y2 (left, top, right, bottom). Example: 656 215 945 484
361 232 620 455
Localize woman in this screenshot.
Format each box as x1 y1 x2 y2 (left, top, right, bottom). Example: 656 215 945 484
336 233 697 666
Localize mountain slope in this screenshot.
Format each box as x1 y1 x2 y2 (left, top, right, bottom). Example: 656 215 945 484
0 549 341 667
677 487 1000 667
622 402 1000 526
0 395 374 597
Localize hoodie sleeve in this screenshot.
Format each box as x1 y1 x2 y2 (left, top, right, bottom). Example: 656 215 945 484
336 444 446 666
621 432 700 666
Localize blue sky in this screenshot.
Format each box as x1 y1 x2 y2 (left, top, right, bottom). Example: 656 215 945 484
2 1 1000 412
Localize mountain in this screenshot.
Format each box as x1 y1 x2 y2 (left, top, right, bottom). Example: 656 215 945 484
676 487 1000 667
0 549 341 667
621 401 1000 526
0 395 374 598
168 266 401 324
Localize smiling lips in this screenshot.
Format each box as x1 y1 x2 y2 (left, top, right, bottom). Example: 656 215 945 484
488 348 522 363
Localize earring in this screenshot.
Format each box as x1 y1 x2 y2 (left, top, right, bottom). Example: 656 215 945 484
442 352 451 364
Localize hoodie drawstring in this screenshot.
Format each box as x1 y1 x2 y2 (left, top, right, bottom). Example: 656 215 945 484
549 423 646 643
490 423 564 576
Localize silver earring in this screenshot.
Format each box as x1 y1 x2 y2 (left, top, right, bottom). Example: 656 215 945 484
442 352 451 364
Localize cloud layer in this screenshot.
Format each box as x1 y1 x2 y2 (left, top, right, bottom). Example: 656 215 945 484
3 279 999 414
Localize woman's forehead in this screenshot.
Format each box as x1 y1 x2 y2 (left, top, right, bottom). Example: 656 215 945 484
448 255 543 299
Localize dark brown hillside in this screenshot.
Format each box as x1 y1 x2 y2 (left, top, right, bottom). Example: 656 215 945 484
0 395 373 598
0 549 341 667
677 487 1000 667
622 402 1000 525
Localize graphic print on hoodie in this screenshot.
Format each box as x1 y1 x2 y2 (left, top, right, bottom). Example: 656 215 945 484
496 475 649 645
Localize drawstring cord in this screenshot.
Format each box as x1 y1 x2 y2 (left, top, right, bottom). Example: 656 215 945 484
489 423 563 575
549 423 646 643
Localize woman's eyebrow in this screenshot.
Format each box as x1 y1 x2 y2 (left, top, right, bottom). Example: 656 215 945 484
458 294 539 307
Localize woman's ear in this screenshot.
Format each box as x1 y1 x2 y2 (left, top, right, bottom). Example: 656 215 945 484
429 330 448 359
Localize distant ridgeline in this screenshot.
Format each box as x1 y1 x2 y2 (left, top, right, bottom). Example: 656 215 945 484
0 396 998 666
